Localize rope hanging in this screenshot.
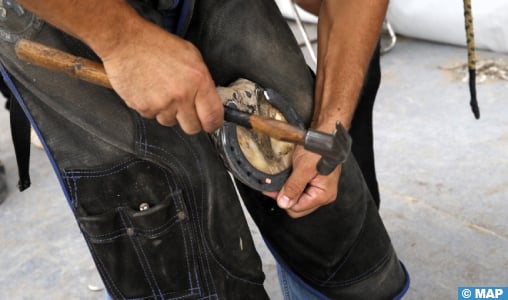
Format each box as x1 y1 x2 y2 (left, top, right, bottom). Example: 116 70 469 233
463 0 480 119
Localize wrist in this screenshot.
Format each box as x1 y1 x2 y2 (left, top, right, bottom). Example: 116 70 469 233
81 3 148 60
312 69 362 133
311 106 354 133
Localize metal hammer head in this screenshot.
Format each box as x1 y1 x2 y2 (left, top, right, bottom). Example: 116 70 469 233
304 122 352 175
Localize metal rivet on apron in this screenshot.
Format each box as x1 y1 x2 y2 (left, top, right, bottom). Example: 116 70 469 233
126 227 135 236
177 211 186 221
139 202 150 211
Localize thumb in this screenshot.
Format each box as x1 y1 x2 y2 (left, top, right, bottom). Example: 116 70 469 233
195 79 224 133
277 164 316 209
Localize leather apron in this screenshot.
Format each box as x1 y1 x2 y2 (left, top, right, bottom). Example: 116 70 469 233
0 0 408 298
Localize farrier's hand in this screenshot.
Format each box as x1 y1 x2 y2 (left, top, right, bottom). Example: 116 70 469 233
263 146 341 218
100 21 223 134
15 1 223 134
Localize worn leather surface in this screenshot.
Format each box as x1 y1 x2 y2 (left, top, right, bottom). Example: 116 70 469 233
0 0 407 299
185 0 315 125
239 156 406 299
0 2 268 299
185 0 407 298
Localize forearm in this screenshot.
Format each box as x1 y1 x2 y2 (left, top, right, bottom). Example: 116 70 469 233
16 0 146 58
312 0 388 132
16 0 224 134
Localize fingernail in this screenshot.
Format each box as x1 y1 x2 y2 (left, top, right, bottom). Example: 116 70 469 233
278 195 291 209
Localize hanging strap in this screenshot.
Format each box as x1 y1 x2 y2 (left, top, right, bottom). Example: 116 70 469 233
0 63 32 191
463 0 480 119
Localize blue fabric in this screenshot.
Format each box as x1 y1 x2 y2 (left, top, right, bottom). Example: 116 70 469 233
277 264 328 300
176 0 191 36
277 261 411 300
265 239 329 300
160 0 181 33
158 0 191 36
393 262 411 300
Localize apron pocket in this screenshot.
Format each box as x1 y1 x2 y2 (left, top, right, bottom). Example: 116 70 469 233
79 189 200 299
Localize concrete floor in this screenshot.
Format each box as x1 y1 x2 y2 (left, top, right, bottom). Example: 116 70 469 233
376 37 508 298
1 22 508 299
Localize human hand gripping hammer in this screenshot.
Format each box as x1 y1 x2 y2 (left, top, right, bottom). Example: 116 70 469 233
14 39 352 175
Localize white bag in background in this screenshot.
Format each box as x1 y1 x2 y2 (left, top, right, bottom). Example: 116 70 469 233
387 0 508 53
274 0 318 23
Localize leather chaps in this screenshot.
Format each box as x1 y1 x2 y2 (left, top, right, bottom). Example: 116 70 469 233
0 0 408 299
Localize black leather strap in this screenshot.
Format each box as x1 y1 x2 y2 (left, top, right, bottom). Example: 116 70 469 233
1 65 31 191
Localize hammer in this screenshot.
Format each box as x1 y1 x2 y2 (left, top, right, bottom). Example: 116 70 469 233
14 39 351 175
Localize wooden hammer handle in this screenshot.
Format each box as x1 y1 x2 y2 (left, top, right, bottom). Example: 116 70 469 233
15 39 112 88
14 39 306 144
224 106 306 143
